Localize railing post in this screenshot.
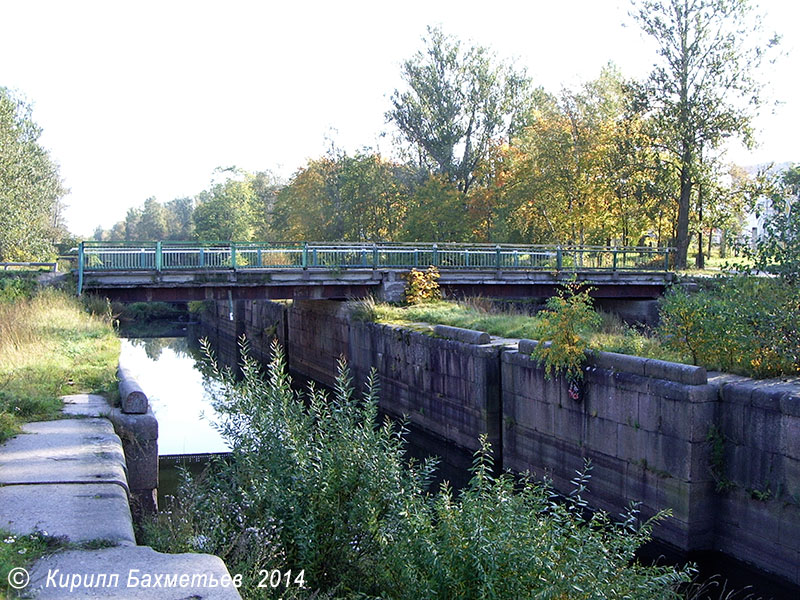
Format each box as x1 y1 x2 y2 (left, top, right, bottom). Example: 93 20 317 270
257 247 262 267
312 248 318 267
432 243 438 267
230 242 237 270
302 242 308 268
556 246 563 271
413 249 419 267
372 243 378 268
664 248 670 271
199 247 205 268
155 241 162 272
495 245 501 269
612 250 617 271
77 241 84 296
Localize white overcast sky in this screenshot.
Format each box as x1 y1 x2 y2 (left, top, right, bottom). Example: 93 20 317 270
1 0 797 236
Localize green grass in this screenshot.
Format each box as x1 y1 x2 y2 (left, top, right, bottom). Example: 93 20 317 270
363 299 686 363
0 529 65 598
0 286 120 443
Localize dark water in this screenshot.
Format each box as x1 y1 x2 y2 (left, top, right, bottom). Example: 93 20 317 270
125 325 798 600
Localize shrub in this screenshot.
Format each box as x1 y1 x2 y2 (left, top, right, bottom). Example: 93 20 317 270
658 276 799 377
404 266 441 304
529 282 601 382
143 338 691 599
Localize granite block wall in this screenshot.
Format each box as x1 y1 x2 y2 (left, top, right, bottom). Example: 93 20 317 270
201 298 800 586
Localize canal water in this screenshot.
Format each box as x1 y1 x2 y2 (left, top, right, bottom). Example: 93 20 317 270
121 329 798 600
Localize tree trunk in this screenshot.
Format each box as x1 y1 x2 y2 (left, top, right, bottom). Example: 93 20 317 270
676 162 692 269
696 182 704 269
720 229 727 258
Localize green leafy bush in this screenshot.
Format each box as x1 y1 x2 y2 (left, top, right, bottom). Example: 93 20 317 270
530 282 602 381
658 277 799 377
143 338 691 600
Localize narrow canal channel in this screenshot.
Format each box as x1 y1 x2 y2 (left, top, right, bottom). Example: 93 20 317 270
120 327 798 600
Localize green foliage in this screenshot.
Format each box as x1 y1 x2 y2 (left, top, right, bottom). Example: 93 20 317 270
388 25 530 196
743 166 800 283
0 88 66 262
631 0 777 268
530 283 602 381
0 288 119 442
193 170 258 241
403 266 441 305
143 339 690 599
0 276 37 303
0 529 66 597
707 425 735 494
119 301 183 322
658 277 800 377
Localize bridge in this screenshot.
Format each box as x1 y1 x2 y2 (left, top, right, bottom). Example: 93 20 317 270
77 241 674 302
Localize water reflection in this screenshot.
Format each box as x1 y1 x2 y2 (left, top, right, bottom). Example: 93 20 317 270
119 338 229 456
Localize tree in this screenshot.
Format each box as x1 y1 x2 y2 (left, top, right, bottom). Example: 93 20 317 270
0 88 66 261
138 197 168 240
164 197 195 240
388 26 531 196
193 169 257 240
746 165 800 282
631 0 778 268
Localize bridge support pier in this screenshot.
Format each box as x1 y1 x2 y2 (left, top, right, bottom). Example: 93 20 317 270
379 271 406 303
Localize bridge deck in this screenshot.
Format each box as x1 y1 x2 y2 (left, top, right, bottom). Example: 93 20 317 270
77 241 674 301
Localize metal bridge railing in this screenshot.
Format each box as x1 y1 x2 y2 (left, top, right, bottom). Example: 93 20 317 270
77 241 673 293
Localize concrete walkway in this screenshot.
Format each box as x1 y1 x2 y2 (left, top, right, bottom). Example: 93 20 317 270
0 394 241 599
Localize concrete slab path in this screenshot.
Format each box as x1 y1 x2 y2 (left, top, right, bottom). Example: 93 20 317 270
0 393 242 599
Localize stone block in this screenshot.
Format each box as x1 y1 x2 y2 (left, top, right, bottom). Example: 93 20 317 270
60 394 112 418
433 324 491 345
0 483 135 546
587 351 647 376
637 392 661 432
781 416 800 460
584 416 618 457
0 420 128 491
658 398 692 440
118 366 148 414
742 405 781 453
780 392 800 417
648 378 691 402
108 409 158 491
642 358 706 385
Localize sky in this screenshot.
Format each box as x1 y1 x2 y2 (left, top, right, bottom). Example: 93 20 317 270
1 0 798 237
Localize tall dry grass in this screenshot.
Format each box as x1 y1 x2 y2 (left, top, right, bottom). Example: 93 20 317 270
0 287 119 441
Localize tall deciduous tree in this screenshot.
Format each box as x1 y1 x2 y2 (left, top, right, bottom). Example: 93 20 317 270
193 169 257 240
0 88 66 260
388 26 531 196
631 0 778 268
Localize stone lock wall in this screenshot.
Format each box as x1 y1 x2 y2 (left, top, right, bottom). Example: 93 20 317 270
502 348 718 551
200 298 800 586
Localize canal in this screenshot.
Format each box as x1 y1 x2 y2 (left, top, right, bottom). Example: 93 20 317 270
120 326 798 600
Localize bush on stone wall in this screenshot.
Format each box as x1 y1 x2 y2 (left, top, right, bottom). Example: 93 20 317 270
404 266 441 304
658 276 799 377
530 282 601 382
143 338 691 600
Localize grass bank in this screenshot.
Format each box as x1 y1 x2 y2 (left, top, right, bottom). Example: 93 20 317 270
364 298 682 363
0 279 119 443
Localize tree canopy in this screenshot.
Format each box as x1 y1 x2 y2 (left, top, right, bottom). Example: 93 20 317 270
631 0 779 268
0 88 66 261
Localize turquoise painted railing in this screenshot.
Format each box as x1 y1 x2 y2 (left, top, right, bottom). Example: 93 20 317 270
77 241 672 294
